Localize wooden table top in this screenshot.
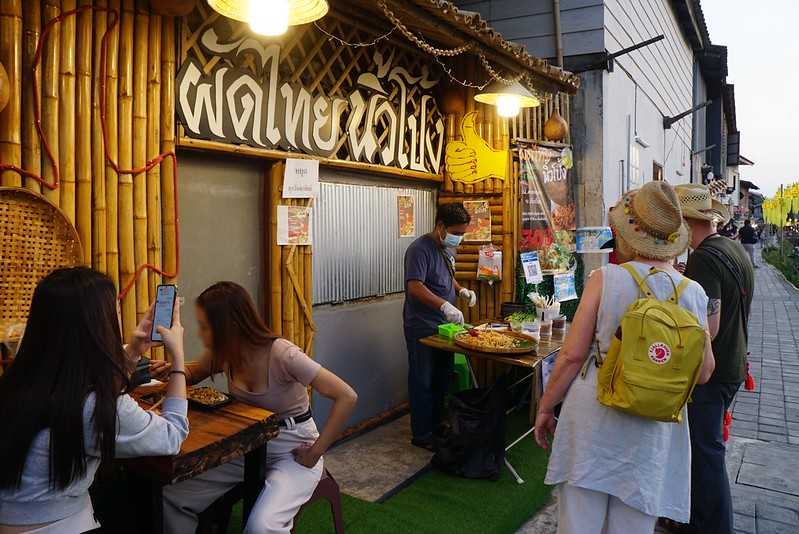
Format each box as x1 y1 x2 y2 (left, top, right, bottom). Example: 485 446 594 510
123 390 279 485
420 328 567 368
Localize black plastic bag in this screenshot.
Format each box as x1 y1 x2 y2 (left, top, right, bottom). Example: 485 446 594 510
432 378 508 480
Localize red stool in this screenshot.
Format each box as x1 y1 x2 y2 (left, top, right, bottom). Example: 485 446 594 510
197 469 344 534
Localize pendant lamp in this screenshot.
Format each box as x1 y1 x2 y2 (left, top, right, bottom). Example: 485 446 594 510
474 80 540 118
208 0 330 36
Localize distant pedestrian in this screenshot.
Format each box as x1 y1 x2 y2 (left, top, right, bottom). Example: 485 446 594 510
738 219 760 268
676 184 754 534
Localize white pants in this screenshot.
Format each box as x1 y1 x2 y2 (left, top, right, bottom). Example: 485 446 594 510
556 484 657 534
162 419 323 534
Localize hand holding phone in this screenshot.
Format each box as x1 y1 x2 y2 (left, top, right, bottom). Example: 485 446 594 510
151 285 177 342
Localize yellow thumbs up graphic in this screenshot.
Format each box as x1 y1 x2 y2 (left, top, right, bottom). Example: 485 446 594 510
445 111 508 184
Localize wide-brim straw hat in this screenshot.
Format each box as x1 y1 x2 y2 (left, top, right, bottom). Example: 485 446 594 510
675 183 730 225
609 181 690 261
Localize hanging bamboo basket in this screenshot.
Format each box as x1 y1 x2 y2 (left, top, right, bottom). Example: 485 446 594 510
0 187 83 340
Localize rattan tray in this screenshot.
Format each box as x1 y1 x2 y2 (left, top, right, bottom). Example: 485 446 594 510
454 330 537 354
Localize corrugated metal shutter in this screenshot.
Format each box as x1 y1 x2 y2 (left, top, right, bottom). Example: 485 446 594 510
312 181 435 304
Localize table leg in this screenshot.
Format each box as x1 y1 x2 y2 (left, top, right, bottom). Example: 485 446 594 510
243 444 267 529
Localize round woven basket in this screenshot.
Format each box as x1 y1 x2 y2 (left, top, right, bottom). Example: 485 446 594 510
0 187 83 340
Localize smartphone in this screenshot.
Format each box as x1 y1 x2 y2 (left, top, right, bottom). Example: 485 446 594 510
150 284 177 342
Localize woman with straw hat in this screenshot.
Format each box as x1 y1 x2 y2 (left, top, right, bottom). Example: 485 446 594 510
534 181 716 534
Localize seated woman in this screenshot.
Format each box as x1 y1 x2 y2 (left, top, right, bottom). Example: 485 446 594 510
162 282 357 534
534 182 716 534
0 267 189 534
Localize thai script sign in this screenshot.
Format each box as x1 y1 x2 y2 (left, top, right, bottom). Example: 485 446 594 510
176 28 445 174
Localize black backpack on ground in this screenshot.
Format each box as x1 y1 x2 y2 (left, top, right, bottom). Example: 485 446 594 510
431 377 509 480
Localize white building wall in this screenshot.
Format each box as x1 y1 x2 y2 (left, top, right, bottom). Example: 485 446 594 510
601 0 694 216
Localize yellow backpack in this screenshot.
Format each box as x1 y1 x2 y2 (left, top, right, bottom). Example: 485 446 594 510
596 263 707 423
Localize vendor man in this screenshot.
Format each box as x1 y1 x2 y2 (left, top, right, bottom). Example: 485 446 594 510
403 202 477 450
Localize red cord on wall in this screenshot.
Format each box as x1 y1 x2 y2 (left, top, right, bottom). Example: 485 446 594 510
0 5 179 301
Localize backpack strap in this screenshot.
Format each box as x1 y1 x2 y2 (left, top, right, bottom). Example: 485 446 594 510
621 263 654 298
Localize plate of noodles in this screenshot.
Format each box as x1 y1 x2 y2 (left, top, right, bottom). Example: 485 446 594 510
454 328 537 354
187 386 232 410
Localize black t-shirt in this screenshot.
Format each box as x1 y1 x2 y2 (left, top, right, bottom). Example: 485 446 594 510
685 236 753 384
403 235 457 337
739 225 758 244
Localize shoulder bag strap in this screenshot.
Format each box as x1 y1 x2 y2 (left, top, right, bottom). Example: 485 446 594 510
697 243 750 344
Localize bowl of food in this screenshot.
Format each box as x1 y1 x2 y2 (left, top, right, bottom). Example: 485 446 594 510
454 328 537 354
187 386 232 410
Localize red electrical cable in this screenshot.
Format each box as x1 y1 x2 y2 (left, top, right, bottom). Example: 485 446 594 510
0 5 180 301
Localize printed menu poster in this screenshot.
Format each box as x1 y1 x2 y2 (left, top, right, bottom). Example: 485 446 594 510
277 205 312 245
397 195 415 237
518 143 575 273
282 158 320 198
553 272 578 301
463 200 492 242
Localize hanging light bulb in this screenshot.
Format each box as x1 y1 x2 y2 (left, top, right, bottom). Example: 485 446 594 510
208 0 329 37
249 0 289 36
474 80 539 118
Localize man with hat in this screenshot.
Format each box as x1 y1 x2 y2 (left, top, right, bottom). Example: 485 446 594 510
675 184 754 534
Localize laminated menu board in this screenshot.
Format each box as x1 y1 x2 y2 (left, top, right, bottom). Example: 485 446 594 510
518 144 575 273
463 200 491 242
277 206 312 245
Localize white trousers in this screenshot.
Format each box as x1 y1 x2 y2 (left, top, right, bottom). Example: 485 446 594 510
556 484 657 534
162 419 323 534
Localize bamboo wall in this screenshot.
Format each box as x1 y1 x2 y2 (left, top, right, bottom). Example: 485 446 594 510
0 0 177 349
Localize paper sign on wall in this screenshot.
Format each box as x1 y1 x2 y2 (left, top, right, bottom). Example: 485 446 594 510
463 200 491 242
520 251 543 284
553 272 578 301
397 195 415 237
283 159 319 198
277 205 312 245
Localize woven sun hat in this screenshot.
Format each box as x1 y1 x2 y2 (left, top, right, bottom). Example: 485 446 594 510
674 183 730 225
608 181 690 261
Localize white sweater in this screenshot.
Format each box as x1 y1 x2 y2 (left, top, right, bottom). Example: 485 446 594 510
0 393 188 526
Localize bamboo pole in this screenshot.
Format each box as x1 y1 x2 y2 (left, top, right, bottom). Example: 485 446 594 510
41 0 59 204
21 0 40 193
474 105 484 196
303 239 313 355
160 16 176 283
282 245 295 344
132 0 148 324
464 58 475 196
58 0 76 223
269 162 283 335
0 0 21 187
92 0 107 272
75 0 92 265
105 0 120 289
146 14 161 304
118 0 136 337
294 198 304 351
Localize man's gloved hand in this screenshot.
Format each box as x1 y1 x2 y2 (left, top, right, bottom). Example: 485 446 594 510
440 301 465 325
458 288 477 307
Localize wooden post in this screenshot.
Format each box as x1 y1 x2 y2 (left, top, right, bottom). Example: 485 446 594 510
92 0 107 272
303 240 313 355
58 0 76 223
269 163 283 335
105 0 120 290
0 0 21 187
132 0 148 324
443 113 455 193
464 58 475 195
41 0 59 203
146 14 161 307
160 16 176 283
21 0 40 193
76 0 92 264
294 199 304 351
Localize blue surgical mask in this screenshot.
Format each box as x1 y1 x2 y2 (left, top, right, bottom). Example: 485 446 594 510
441 229 463 248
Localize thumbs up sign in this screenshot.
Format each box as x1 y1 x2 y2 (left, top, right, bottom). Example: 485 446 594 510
445 111 508 184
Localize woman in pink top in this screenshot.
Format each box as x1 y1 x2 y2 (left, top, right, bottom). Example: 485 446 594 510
161 282 357 534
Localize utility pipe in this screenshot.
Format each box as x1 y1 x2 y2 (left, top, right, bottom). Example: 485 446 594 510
553 0 564 67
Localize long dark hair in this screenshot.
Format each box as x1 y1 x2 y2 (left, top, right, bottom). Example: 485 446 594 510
0 267 131 490
196 282 277 377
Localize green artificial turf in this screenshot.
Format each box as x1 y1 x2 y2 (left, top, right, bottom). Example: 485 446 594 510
228 413 552 534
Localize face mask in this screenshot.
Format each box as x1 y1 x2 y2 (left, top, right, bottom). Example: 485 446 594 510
442 231 463 248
